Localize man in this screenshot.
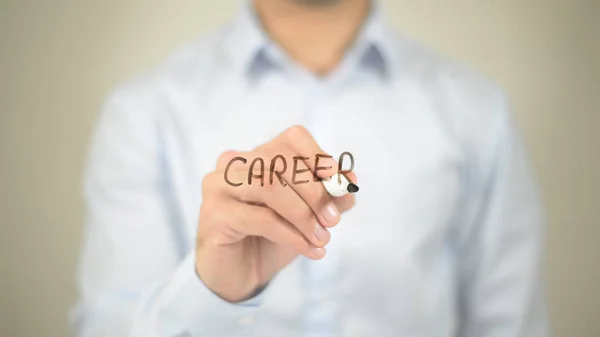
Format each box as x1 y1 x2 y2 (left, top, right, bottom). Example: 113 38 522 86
71 0 549 336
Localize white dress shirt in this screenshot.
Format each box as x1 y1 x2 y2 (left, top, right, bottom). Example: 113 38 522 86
71 2 549 337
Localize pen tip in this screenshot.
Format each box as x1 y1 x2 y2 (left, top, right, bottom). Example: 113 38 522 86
347 183 359 193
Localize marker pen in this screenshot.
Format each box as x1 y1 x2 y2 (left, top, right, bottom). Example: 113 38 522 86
322 172 359 197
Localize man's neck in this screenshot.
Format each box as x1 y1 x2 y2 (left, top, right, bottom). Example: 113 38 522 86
253 0 371 76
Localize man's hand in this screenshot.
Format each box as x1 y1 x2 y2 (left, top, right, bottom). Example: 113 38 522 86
195 125 357 302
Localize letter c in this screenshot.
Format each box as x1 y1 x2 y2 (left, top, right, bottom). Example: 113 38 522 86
224 156 247 187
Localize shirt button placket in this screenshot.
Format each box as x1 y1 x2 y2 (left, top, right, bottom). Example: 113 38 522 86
301 80 340 337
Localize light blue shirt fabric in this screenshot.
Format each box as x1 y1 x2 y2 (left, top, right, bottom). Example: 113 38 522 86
71 2 549 337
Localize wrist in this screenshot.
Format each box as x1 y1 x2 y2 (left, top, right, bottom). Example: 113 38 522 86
195 251 261 303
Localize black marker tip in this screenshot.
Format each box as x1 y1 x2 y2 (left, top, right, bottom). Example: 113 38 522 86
347 183 359 193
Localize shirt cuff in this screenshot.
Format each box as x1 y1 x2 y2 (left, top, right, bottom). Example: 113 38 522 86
153 250 266 335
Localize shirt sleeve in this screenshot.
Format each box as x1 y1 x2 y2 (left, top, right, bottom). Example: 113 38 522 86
455 92 549 337
71 84 265 337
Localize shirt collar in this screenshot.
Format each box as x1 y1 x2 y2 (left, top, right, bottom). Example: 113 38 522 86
222 0 397 81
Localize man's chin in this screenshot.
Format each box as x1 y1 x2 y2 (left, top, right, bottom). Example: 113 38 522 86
290 0 345 7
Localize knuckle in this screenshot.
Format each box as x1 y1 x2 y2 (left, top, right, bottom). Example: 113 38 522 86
254 207 275 226
262 182 275 194
197 203 227 242
200 200 224 225
286 125 310 142
262 177 281 193
288 206 308 222
216 150 238 168
202 171 227 194
269 155 286 173
289 209 314 233
201 172 216 194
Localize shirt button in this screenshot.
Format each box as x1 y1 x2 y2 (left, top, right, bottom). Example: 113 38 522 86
238 315 254 325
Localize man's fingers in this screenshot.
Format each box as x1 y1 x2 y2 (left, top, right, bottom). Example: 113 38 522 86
261 145 341 229
214 148 342 228
333 194 356 214
207 132 359 238
208 148 358 222
273 125 339 178
209 168 330 248
215 150 242 171
227 201 326 260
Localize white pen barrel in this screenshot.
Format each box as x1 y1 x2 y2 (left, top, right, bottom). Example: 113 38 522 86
322 173 358 197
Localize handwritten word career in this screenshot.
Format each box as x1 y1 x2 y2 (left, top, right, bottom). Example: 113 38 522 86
224 152 355 187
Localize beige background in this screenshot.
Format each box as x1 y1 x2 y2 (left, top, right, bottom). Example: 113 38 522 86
1 0 599 336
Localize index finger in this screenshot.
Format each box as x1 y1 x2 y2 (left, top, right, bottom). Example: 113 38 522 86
269 125 338 179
